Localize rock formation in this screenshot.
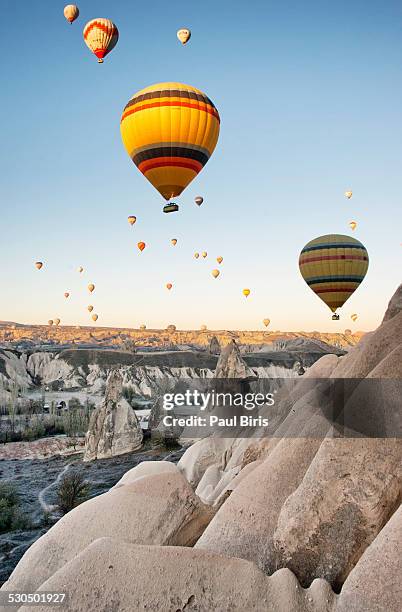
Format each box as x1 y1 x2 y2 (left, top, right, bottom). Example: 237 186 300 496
214 340 256 379
83 370 142 461
208 335 221 355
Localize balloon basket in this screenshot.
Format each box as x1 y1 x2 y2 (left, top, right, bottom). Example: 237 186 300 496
163 203 179 213
332 314 340 321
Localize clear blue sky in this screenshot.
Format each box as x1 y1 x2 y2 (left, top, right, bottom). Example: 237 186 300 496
1 0 401 331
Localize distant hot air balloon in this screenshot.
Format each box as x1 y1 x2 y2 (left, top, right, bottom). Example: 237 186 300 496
48 320 54 326
349 221 357 231
171 239 177 246
54 318 61 326
216 256 223 264
140 324 146 330
195 196 204 206
88 283 95 293
200 324 207 331
120 83 220 213
35 261 43 270
212 269 220 278
83 18 119 63
166 283 173 290
299 234 369 318
263 318 270 327
243 289 251 298
78 266 84 273
64 4 79 24
138 242 146 252
177 28 191 45
344 191 353 199
64 292 70 299
194 252 200 259
87 305 94 312
92 314 98 322
202 252 207 258
344 328 352 334
351 313 358 322
128 215 136 226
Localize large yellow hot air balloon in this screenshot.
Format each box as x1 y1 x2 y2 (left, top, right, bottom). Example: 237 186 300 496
88 283 95 293
83 18 119 63
177 28 191 45
128 215 136 226
120 83 220 213
211 269 220 278
299 234 369 317
35 261 43 270
64 5 79 24
243 289 251 298
263 318 270 327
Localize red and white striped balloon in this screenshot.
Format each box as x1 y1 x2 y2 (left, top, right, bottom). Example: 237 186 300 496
83 18 119 63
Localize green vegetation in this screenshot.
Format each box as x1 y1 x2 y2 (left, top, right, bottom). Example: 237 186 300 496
0 482 32 533
56 472 90 514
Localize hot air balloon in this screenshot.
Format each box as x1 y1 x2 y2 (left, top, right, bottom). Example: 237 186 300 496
166 283 173 290
128 215 136 226
83 18 119 63
212 269 220 278
64 5 79 24
194 252 199 259
344 191 353 199
243 289 251 298
48 320 54 326
200 324 207 331
344 328 352 335
78 266 84 273
140 324 146 330
171 239 177 246
195 196 204 206
263 318 270 327
87 305 94 312
120 83 220 213
88 283 95 293
35 261 43 270
299 234 369 318
202 252 207 258
92 314 98 322
64 292 70 299
349 221 357 231
177 28 191 45
54 318 61 326
138 242 146 252
216 256 223 264
351 313 358 322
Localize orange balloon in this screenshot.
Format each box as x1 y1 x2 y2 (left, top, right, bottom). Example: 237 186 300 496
88 283 95 293
211 269 220 278
92 314 98 322
166 283 173 290
138 242 146 252
216 256 223 264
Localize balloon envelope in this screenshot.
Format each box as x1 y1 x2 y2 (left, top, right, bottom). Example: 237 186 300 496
64 292 70 298
212 269 220 278
35 261 43 270
202 252 207 258
243 289 250 297
138 242 146 251
171 239 177 246
128 215 137 226
120 83 220 201
177 28 191 44
351 313 358 321
195 196 204 206
54 318 61 326
194 252 199 259
92 314 98 322
299 234 369 313
87 305 94 312
216 256 223 264
83 18 118 63
349 221 357 231
48 320 54 326
263 318 270 327
64 5 79 23
344 191 353 199
88 283 95 293
166 283 173 290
